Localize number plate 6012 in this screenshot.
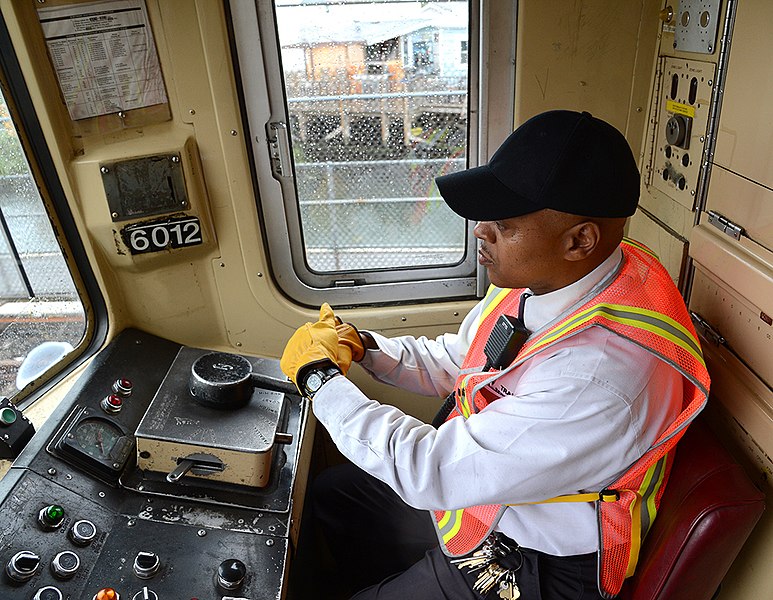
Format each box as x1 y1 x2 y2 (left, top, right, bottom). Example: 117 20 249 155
121 216 203 255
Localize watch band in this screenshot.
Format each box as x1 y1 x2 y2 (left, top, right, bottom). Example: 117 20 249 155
301 363 342 399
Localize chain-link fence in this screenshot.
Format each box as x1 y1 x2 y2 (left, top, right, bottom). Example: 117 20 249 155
296 158 468 271
0 175 78 299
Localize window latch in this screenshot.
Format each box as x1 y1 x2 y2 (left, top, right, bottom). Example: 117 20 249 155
266 122 293 179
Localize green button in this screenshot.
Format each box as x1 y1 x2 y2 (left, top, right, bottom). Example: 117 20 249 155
0 407 17 425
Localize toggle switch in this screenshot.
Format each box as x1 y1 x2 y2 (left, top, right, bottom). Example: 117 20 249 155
131 587 159 600
5 550 40 582
133 551 160 579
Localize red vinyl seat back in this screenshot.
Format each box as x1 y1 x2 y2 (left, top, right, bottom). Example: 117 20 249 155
618 418 765 600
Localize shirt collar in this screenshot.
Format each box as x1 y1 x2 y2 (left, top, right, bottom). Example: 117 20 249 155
522 247 623 333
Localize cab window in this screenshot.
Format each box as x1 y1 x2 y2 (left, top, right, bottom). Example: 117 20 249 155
230 0 512 305
0 88 87 401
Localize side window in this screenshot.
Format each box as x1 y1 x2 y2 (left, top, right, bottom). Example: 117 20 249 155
0 90 86 400
231 0 496 305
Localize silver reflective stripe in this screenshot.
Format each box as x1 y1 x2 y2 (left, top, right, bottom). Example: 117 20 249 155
638 456 667 538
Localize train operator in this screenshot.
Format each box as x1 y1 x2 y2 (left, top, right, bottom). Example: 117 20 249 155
281 110 710 600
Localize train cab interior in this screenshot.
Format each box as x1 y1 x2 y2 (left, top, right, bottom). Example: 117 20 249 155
0 0 769 598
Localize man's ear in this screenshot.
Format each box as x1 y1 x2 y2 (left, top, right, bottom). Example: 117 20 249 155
562 221 601 261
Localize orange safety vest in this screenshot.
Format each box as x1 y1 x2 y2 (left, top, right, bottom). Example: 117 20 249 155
433 239 710 598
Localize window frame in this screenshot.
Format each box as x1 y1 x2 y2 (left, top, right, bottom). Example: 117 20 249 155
229 0 515 306
0 11 107 408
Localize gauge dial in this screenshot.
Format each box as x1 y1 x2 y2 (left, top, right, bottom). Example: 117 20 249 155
72 418 122 460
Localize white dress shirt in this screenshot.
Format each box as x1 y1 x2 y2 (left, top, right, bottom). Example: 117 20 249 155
312 248 683 556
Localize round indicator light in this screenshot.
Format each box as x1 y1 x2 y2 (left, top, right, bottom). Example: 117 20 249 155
94 588 119 600
101 394 123 414
39 504 65 530
0 407 17 425
112 378 133 396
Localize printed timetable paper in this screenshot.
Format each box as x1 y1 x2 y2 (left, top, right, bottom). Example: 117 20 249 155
38 0 167 121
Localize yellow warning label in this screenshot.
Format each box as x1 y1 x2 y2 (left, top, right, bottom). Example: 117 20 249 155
666 100 695 118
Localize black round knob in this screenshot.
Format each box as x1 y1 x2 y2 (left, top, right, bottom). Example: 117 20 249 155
51 550 80 579
34 586 63 600
665 115 688 147
190 353 254 409
217 558 246 590
69 519 98 546
6 550 40 582
133 551 160 579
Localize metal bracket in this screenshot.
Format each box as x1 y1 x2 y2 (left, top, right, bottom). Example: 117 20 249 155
707 210 743 240
674 0 721 54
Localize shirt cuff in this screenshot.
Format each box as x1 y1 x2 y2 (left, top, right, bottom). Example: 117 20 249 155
312 374 374 436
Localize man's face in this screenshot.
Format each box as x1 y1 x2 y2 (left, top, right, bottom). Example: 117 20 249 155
473 211 569 294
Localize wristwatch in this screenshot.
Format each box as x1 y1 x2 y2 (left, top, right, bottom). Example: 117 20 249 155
300 363 342 399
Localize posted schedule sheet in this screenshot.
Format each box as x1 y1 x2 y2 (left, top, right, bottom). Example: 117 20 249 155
38 0 167 121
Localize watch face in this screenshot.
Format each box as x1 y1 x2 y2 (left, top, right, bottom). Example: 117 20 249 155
306 372 324 393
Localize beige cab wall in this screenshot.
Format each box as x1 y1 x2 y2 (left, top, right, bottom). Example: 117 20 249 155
514 0 661 164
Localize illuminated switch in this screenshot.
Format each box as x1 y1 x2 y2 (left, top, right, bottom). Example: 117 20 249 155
112 378 133 397
93 588 120 600
101 394 123 414
38 504 66 530
0 406 17 426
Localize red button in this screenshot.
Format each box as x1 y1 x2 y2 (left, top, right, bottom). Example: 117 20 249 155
95 588 118 600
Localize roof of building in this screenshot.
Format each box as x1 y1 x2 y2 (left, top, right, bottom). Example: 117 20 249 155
277 2 466 47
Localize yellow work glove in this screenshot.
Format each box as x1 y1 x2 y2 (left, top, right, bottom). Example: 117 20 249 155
336 321 366 364
280 303 341 391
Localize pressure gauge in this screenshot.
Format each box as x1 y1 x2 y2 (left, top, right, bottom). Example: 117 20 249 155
53 406 134 480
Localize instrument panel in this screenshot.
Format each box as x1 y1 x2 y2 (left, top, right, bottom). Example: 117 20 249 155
0 329 307 600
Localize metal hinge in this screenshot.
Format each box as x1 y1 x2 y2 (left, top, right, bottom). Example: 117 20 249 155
690 311 726 346
707 210 743 240
266 121 293 178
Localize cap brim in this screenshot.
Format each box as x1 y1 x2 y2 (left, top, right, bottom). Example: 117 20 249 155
436 165 542 221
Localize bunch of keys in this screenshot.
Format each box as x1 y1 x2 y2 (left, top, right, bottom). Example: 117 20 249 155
451 535 522 599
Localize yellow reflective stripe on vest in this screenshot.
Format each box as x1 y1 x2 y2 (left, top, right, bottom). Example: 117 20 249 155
437 509 465 544
622 237 659 260
522 303 705 369
479 286 511 325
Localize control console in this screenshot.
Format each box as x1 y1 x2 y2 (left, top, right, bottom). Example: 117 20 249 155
0 329 307 599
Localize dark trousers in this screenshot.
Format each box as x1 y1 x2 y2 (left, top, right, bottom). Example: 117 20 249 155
311 463 604 600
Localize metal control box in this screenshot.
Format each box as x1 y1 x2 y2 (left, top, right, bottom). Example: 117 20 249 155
135 348 287 488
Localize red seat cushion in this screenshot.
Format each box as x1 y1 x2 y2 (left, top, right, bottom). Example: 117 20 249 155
618 418 765 600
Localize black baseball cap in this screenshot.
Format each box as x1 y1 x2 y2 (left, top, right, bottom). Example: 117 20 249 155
436 110 640 220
